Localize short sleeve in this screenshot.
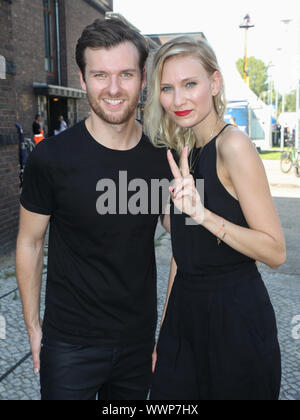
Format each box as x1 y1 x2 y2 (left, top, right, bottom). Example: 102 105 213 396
20 143 55 215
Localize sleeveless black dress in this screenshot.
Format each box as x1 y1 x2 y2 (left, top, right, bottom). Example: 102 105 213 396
150 125 281 401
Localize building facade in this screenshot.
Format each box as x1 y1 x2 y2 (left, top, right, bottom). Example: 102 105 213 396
0 0 113 263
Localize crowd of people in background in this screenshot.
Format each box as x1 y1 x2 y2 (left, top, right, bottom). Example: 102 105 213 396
16 113 68 188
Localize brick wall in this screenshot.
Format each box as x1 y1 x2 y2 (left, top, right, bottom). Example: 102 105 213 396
0 0 113 262
0 145 19 260
11 0 50 138
64 0 110 120
0 0 17 140
0 0 19 261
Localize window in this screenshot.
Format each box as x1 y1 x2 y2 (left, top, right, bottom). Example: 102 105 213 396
43 0 54 72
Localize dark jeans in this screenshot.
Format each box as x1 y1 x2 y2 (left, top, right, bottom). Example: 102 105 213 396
40 337 154 400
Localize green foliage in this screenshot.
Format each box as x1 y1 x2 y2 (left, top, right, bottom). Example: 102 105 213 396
236 57 269 98
237 57 297 113
271 90 297 116
259 151 281 161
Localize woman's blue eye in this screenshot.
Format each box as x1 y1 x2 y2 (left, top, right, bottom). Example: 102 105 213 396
161 87 172 92
186 82 197 88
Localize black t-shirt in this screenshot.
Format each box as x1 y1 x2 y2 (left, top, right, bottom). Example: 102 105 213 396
20 120 172 346
32 121 41 135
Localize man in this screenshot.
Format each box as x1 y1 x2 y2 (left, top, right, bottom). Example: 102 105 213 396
54 115 68 136
32 114 42 136
32 114 45 145
16 18 171 401
16 114 26 189
16 113 26 170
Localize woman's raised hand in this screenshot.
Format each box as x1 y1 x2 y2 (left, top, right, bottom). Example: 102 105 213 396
167 147 204 224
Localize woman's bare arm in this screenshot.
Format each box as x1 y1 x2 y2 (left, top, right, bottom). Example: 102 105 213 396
199 131 286 269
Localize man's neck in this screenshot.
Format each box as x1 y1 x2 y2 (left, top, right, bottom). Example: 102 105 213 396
85 113 142 151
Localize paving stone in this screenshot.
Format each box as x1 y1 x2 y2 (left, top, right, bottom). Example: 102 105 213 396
1 232 300 400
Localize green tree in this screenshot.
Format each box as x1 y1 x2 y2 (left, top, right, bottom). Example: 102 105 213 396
236 57 269 99
272 90 297 117
285 91 296 112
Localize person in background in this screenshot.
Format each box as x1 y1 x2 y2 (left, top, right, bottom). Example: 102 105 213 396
230 116 238 127
54 115 68 135
16 113 26 188
16 113 26 169
32 114 45 145
32 115 42 136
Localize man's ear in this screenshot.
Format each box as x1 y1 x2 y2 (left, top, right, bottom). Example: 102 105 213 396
79 70 87 92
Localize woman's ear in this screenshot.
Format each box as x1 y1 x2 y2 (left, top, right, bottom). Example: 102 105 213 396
141 67 147 91
211 71 222 96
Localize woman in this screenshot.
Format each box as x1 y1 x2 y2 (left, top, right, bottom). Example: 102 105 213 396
144 37 286 400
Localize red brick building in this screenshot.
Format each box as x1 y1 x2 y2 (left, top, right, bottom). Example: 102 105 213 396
0 0 113 263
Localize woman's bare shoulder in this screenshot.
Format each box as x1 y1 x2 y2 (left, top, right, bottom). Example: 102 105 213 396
218 126 258 161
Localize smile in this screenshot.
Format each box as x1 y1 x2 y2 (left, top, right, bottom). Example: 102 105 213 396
175 110 192 117
103 99 125 106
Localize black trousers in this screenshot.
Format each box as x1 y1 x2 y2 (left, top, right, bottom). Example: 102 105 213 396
40 337 154 400
150 263 281 401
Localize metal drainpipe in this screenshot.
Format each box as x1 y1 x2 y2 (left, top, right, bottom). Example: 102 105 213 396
55 0 61 86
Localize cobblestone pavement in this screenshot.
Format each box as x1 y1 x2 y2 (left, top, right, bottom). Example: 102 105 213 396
0 231 299 400
0 159 299 400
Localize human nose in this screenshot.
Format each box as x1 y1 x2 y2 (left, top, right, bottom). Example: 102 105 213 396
107 76 122 97
173 88 186 108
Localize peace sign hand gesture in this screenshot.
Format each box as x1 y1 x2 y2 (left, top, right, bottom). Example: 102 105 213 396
167 147 204 224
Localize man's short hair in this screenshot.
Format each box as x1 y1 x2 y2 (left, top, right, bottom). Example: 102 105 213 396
76 18 149 80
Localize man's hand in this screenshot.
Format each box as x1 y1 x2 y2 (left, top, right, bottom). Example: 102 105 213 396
28 325 43 375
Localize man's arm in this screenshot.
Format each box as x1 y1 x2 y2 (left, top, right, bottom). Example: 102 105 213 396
16 205 50 374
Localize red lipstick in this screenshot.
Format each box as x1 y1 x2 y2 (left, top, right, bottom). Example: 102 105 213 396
175 110 192 117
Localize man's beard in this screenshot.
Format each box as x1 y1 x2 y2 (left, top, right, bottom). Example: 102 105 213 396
87 91 141 125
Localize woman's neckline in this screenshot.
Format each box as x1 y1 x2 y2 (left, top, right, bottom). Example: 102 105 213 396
194 124 231 151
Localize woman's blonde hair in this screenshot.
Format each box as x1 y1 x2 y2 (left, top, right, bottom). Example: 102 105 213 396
144 36 227 156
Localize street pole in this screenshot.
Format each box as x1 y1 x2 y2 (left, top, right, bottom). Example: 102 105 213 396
239 14 255 87
279 19 292 151
296 80 300 150
269 78 273 106
244 29 249 85
281 94 285 150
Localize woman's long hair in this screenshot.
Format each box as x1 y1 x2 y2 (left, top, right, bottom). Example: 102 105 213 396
144 36 227 156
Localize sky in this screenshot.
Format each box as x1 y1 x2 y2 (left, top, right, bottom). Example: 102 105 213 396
114 0 300 94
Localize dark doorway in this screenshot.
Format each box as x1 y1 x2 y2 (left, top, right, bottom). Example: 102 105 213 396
48 96 68 136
